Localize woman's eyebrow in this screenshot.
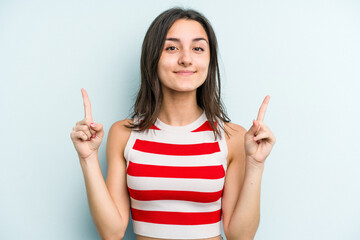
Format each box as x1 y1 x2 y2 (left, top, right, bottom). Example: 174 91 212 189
165 37 208 43
193 37 208 43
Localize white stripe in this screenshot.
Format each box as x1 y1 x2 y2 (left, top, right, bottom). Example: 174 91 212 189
130 198 222 213
134 130 218 144
132 220 221 239
127 176 225 192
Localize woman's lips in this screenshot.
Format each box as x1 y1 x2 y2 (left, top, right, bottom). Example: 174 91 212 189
175 70 195 76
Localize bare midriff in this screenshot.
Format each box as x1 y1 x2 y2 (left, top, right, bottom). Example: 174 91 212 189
136 235 222 240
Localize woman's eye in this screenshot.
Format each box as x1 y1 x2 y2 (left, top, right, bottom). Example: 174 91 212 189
165 46 177 51
194 47 204 52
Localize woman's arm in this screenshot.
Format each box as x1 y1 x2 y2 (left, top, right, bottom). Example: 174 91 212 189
80 120 131 240
222 128 264 239
222 123 263 240
222 96 276 240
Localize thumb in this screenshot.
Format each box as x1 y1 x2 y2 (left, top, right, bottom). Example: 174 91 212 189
90 122 104 138
248 120 260 136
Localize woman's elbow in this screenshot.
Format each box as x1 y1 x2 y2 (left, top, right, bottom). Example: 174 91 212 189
101 231 125 240
223 227 256 240
99 225 127 240
225 234 255 240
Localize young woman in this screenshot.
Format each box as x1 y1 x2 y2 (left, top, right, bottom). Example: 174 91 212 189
70 8 276 240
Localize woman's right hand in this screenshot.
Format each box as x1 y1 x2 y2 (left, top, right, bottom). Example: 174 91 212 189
70 88 104 161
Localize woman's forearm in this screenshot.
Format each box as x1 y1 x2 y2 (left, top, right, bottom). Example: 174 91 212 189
80 153 126 240
226 158 264 240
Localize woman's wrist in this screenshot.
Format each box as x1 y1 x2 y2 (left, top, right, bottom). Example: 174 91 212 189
79 151 99 169
245 156 265 172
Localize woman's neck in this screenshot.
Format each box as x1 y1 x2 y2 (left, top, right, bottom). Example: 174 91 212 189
158 90 203 126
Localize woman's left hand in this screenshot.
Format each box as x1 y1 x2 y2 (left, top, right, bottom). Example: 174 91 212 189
245 95 276 166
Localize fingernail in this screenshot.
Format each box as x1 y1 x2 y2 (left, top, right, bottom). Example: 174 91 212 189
90 123 96 127
91 134 96 138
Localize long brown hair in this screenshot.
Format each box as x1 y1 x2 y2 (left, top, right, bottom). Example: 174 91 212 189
129 7 230 138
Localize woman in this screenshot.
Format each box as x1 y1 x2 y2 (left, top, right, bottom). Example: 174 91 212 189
70 8 276 240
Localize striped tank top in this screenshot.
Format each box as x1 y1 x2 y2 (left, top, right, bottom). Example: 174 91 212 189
124 112 228 239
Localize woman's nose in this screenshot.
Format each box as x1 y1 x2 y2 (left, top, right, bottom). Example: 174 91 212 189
178 50 192 66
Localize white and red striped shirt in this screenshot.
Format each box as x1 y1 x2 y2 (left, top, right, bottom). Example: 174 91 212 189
124 112 228 239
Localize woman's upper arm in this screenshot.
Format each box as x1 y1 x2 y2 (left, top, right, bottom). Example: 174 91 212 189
105 119 132 223
222 122 247 233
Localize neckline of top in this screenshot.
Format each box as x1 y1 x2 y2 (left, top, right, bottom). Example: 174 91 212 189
155 111 207 132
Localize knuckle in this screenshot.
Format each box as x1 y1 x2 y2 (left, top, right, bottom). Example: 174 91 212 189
84 130 91 137
80 125 89 131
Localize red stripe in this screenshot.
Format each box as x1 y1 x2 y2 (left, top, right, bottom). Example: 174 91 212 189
139 124 161 130
138 119 160 130
191 121 217 132
149 124 160 130
131 208 221 225
128 188 223 203
133 140 220 155
127 161 225 179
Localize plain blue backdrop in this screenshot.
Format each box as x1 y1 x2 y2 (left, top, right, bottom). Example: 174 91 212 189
1 0 359 239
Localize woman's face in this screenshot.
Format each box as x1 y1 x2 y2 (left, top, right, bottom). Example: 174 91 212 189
157 19 210 94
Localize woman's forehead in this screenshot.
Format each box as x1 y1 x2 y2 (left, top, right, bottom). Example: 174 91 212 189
166 19 208 41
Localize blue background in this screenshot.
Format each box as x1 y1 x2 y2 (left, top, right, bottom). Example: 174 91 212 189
1 0 359 239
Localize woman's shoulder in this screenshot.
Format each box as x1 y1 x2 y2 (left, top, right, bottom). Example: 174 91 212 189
107 119 134 148
224 122 247 163
224 122 247 140
110 118 133 131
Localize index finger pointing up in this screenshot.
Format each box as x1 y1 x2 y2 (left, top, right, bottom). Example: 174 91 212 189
256 95 270 122
81 88 93 121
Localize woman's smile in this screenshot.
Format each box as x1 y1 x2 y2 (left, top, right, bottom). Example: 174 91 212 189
174 70 196 76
